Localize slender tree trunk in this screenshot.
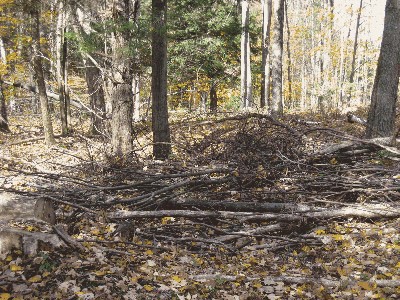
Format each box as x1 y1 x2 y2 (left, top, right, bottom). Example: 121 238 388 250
270 0 284 116
152 0 171 159
0 37 10 132
366 0 400 138
133 75 141 121
111 0 134 156
347 0 363 106
284 0 293 108
260 0 272 109
84 57 106 135
55 0 68 135
30 2 56 146
210 81 218 112
241 0 252 108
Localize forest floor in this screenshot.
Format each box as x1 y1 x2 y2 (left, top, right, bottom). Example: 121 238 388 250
0 111 399 300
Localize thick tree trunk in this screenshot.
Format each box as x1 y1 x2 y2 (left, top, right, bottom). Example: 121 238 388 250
152 0 171 159
31 2 56 146
209 82 218 113
84 57 106 135
270 0 284 116
241 0 252 108
366 0 400 138
260 0 272 109
110 0 134 156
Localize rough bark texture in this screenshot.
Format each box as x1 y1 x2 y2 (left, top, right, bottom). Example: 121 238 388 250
85 58 106 135
55 0 68 135
30 2 56 146
0 83 10 133
270 0 284 116
152 0 171 159
241 0 252 108
111 0 134 156
0 38 9 132
209 82 218 112
261 0 272 108
366 0 400 138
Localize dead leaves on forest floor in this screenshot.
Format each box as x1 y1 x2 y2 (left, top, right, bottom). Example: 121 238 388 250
0 112 400 299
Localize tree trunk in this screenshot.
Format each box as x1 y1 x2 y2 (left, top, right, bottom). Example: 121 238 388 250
55 0 68 135
110 0 134 156
84 57 106 135
0 37 10 132
133 75 141 121
260 0 272 109
152 0 171 159
241 0 252 108
270 0 284 116
210 82 218 112
30 2 56 146
284 0 293 108
0 84 9 133
347 0 363 106
366 0 400 138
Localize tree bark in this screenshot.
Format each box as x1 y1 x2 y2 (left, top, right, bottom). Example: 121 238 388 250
209 81 218 112
366 0 400 138
0 37 10 132
55 0 69 135
84 57 106 135
347 0 363 106
30 1 56 146
260 0 272 109
152 0 171 159
241 0 252 108
270 0 284 116
110 0 134 156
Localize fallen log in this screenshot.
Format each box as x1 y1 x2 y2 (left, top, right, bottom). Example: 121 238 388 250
108 203 400 221
166 199 311 213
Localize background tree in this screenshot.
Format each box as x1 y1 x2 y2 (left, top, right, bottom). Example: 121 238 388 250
260 0 272 109
152 0 170 159
270 0 284 115
110 0 136 157
366 0 400 138
241 0 252 108
28 0 56 146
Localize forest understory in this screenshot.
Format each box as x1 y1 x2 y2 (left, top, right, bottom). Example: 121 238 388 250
0 111 399 299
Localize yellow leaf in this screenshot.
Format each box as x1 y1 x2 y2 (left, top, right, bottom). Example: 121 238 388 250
395 262 400 268
143 285 154 292
171 275 182 283
5 255 12 262
28 275 42 283
145 249 153 256
357 281 376 291
0 293 11 300
161 217 175 225
331 234 344 241
233 282 240 287
253 282 262 288
10 264 23 272
330 158 338 165
315 229 326 235
42 271 51 277
95 270 107 276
